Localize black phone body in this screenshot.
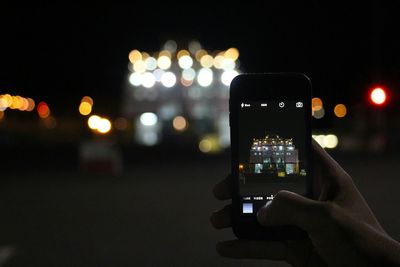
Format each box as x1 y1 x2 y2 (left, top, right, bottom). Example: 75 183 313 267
229 73 312 240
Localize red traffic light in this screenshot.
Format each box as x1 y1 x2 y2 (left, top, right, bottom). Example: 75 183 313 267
370 87 387 106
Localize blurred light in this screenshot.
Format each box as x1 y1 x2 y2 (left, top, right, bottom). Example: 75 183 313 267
195 49 207 61
164 40 177 53
159 50 172 58
197 68 213 87
142 132 158 146
0 111 4 120
128 50 142 63
79 102 92 116
199 139 212 153
114 117 128 130
178 55 193 69
88 115 101 130
141 72 156 88
161 72 176 88
200 55 213 68
181 77 194 87
370 87 386 105
2 94 13 108
182 68 196 81
153 69 164 82
145 57 157 71
312 97 323 111
334 104 347 118
0 97 8 111
213 55 225 69
133 60 147 73
313 107 325 119
37 102 50 119
172 116 188 131
81 96 93 106
10 96 22 109
312 134 339 149
26 98 35 111
188 40 201 54
141 52 150 60
177 49 190 59
129 72 142 86
221 70 239 86
224 47 239 61
222 58 235 70
324 134 338 149
157 56 172 70
97 118 112 134
140 112 158 126
19 98 29 111
199 135 221 153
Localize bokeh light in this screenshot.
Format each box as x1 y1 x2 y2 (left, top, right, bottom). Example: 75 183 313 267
224 47 239 61
79 102 92 116
37 102 50 119
334 104 347 118
370 87 386 105
221 70 239 86
200 55 213 68
161 72 176 88
97 118 112 134
172 116 188 131
88 115 101 130
312 97 323 111
197 68 213 87
140 112 158 126
157 56 172 70
128 50 142 63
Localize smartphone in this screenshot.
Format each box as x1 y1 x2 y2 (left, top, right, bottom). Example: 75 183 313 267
229 73 312 240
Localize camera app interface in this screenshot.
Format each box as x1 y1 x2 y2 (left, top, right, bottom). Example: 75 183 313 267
238 101 308 215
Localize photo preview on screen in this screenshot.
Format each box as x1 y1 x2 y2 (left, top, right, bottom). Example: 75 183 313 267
238 100 309 215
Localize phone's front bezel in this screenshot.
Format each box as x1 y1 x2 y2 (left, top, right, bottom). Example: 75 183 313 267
229 73 312 240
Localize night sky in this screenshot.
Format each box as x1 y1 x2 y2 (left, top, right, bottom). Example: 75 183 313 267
1 2 400 117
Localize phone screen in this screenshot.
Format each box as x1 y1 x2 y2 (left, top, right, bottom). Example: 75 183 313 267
237 100 309 216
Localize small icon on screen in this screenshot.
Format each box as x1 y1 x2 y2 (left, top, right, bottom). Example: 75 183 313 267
242 203 253 214
296 102 303 108
279 102 285 108
241 103 244 108
261 103 267 107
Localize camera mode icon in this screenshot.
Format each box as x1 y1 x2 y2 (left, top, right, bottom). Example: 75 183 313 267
296 102 303 108
278 102 285 108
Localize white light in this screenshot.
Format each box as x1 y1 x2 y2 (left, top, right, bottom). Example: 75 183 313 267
324 134 339 149
129 73 142 86
157 56 171 70
140 112 158 126
221 70 239 86
222 58 236 70
182 68 196 81
197 68 213 87
161 72 176 88
145 57 157 71
97 118 112 133
133 60 146 73
142 132 158 146
153 69 164 82
88 115 101 130
178 55 193 69
141 72 156 88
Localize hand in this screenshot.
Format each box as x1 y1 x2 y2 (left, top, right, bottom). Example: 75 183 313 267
211 140 400 266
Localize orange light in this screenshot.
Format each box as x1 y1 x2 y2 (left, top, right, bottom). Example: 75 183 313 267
312 97 323 111
334 104 347 118
81 96 93 106
239 164 244 170
26 98 35 111
79 102 92 116
370 87 386 105
172 116 188 131
37 102 50 118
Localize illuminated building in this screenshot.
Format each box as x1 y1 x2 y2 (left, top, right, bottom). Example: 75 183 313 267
123 40 240 147
247 135 299 177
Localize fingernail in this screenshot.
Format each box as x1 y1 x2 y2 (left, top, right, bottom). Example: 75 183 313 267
257 200 272 223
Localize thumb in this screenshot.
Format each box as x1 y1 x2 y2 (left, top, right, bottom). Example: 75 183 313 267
257 190 327 233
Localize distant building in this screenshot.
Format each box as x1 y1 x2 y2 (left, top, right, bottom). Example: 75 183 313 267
247 135 299 177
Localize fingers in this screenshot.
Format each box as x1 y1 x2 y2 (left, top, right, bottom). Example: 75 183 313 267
216 239 287 260
210 204 232 229
213 175 232 200
257 190 328 233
